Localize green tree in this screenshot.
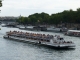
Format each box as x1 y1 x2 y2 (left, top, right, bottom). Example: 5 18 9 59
40 12 50 24
0 0 2 7
17 8 80 25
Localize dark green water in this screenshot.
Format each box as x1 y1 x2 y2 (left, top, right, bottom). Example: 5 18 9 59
0 26 80 60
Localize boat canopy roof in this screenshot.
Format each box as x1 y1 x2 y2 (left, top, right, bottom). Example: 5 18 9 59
68 30 80 32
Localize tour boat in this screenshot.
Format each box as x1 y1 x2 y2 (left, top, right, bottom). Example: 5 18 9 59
1 23 6 27
47 26 68 32
64 30 80 37
19 26 47 31
3 31 75 49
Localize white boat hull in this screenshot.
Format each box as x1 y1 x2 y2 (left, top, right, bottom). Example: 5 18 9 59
3 35 75 49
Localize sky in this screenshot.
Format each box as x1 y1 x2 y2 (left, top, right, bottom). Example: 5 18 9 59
0 0 80 17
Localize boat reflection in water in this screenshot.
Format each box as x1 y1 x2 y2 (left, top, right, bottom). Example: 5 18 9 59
3 31 75 49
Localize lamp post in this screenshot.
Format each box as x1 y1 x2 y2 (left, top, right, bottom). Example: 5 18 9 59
37 20 40 26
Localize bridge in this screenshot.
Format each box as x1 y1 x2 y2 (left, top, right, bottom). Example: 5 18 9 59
0 19 17 24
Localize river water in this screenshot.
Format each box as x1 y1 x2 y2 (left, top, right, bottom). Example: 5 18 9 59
0 26 80 60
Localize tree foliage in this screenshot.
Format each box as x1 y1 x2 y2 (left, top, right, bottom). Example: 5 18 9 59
17 8 80 25
0 0 2 7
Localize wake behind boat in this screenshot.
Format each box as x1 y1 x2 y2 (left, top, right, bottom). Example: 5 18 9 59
3 31 75 49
